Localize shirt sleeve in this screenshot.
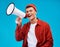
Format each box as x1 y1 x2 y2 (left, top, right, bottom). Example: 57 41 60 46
41 24 53 47
15 24 26 41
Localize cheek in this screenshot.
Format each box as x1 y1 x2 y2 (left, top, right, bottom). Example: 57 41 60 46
32 13 36 17
32 11 36 15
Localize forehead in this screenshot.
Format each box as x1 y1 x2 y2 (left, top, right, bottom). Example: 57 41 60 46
26 7 35 11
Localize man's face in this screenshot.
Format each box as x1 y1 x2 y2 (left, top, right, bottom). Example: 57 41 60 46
26 7 36 20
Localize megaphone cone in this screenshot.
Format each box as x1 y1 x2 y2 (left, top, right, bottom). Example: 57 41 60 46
6 3 27 19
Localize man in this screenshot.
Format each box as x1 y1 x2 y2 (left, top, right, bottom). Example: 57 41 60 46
15 4 53 47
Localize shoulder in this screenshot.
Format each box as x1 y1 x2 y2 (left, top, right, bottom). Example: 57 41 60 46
38 19 50 27
38 19 51 33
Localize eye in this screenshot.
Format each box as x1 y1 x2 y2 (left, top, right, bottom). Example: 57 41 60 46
30 10 32 12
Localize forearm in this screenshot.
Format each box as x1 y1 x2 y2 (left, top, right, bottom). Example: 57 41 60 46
15 24 23 41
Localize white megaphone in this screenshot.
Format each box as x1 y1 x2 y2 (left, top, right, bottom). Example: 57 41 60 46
6 3 27 24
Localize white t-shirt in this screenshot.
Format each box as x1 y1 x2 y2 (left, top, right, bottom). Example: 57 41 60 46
27 23 37 47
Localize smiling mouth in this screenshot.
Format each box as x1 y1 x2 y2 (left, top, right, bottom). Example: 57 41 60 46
28 14 32 17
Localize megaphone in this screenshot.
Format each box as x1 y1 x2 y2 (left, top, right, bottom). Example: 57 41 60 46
6 3 27 24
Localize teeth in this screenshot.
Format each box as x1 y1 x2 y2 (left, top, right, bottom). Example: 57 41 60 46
28 14 32 17
29 14 31 16
29 15 30 16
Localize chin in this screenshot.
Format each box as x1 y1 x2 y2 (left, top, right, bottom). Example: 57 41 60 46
30 17 35 20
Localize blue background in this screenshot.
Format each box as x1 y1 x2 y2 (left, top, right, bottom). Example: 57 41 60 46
0 0 60 47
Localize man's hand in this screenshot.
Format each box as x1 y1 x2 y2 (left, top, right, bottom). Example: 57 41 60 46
16 17 22 26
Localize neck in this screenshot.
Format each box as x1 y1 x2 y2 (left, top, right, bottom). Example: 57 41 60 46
30 17 38 24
